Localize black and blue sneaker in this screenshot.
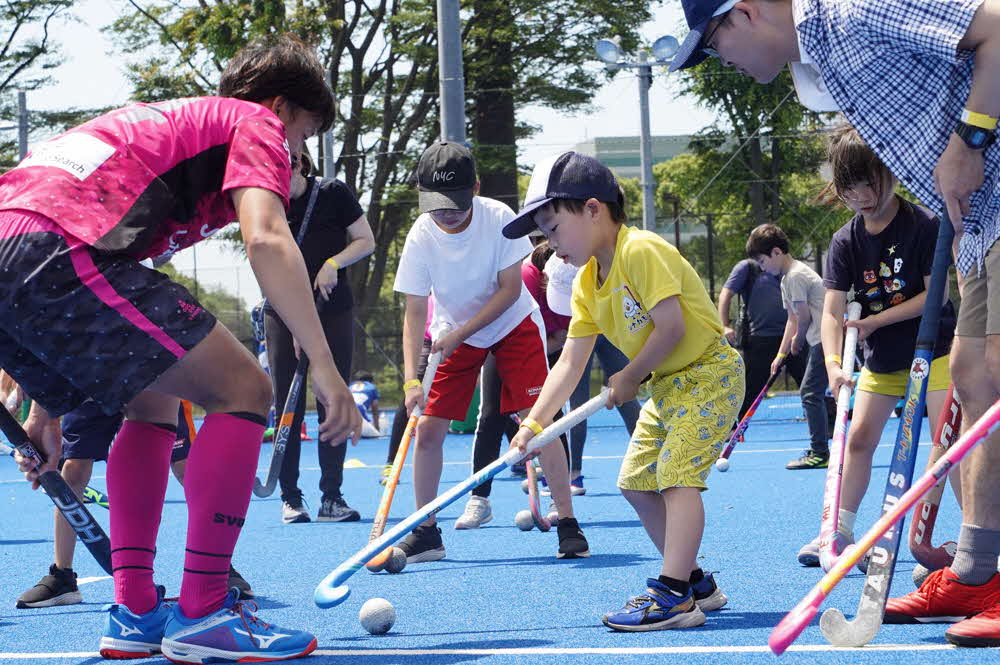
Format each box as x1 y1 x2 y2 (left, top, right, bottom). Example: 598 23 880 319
602 578 706 632
690 570 727 611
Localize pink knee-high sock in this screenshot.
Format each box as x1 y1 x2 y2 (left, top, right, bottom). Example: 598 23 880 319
178 412 263 619
107 420 175 614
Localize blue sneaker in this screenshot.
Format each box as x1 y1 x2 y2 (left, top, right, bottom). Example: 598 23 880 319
691 571 727 612
602 579 706 632
161 589 317 663
570 475 586 496
99 586 170 659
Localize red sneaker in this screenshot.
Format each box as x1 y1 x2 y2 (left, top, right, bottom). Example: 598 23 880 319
883 568 1000 624
946 602 1000 647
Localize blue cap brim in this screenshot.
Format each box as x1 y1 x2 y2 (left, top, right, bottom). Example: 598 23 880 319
668 24 710 73
502 197 553 239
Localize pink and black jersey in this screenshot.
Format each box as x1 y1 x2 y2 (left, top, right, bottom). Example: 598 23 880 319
0 96 291 259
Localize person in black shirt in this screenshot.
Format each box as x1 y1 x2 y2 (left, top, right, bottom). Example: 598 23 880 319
796 125 960 567
264 150 375 524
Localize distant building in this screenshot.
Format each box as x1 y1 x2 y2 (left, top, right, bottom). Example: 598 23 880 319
572 134 706 243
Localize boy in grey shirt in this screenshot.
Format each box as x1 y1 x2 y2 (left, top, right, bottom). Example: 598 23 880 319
747 224 829 470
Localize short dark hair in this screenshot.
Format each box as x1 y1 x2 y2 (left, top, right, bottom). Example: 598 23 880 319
298 147 314 177
535 186 628 225
746 223 789 258
352 370 374 383
219 34 335 133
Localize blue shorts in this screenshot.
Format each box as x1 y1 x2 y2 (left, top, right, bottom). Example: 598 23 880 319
0 210 216 417
61 400 193 463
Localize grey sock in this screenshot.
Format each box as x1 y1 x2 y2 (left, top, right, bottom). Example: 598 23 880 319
950 524 1000 586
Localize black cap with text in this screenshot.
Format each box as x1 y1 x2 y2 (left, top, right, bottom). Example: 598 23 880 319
415 141 477 213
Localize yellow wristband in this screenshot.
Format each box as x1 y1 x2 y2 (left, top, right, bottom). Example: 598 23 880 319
326 257 340 270
777 352 788 360
520 418 544 436
403 379 421 392
962 109 999 131
825 354 842 366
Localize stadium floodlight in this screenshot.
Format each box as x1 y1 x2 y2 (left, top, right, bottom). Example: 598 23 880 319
595 39 623 65
652 35 680 63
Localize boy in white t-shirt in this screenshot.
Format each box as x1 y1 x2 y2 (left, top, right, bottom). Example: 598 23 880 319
393 141 589 562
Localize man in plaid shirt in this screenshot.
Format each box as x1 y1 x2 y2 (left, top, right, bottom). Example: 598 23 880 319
673 0 1000 648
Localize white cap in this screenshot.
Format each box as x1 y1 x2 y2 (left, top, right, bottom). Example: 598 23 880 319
544 252 579 317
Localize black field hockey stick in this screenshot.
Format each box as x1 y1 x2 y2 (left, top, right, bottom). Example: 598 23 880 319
0 408 113 574
819 209 954 647
253 296 325 498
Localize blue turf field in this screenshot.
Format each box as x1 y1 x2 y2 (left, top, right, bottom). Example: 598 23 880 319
1 396 994 664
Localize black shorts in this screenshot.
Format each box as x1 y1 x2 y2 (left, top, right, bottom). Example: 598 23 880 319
61 400 193 463
0 210 216 417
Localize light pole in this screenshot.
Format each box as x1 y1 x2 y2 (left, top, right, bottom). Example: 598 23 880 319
594 36 678 231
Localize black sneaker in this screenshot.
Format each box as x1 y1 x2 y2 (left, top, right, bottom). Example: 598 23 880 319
690 570 727 611
227 565 254 599
16 564 82 608
317 495 360 522
556 517 590 559
398 524 446 563
785 450 829 470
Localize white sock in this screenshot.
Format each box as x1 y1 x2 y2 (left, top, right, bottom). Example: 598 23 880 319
838 509 857 538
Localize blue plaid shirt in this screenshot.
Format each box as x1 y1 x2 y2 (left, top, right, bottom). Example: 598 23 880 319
794 0 998 274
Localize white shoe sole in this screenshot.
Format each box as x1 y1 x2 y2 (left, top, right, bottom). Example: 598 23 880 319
695 587 728 612
603 606 707 632
161 636 316 664
99 636 161 658
454 513 493 530
404 547 446 564
16 590 82 609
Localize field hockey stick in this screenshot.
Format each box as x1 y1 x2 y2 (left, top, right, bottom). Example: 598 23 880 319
769 395 1000 655
509 412 552 530
909 384 961 570
818 301 863 571
253 350 309 498
715 355 788 471
818 210 954 647
365 350 443 571
314 389 608 609
253 296 325 498
0 407 113 575
1 440 110 509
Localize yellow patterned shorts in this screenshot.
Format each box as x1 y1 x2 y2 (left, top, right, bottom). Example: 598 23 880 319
618 337 745 493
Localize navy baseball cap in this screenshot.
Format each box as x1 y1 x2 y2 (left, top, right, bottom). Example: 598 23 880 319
669 0 738 73
502 151 622 239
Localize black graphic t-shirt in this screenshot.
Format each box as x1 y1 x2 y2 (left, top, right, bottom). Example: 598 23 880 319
824 199 955 374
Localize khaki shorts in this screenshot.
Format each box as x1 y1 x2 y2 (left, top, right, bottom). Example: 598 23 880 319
617 337 745 492
956 239 1000 338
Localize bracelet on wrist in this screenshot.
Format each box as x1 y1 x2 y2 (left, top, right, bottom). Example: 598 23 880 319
326 257 340 270
776 352 788 360
520 418 544 436
403 379 421 392
825 354 842 366
962 108 998 131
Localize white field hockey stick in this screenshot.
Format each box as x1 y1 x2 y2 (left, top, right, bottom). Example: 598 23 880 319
313 390 607 609
818 301 863 571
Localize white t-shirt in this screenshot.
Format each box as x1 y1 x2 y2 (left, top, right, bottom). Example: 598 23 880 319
780 259 825 347
393 196 538 348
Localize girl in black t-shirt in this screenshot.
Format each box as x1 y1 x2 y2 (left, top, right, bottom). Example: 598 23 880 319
796 125 961 568
263 150 376 524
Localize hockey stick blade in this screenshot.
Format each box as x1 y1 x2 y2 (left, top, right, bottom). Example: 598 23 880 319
314 390 607 609
253 353 309 498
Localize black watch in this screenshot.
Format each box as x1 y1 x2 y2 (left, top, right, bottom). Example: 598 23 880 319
955 120 995 150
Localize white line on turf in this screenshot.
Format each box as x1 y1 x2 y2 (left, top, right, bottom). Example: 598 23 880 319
0 644 978 658
76 576 111 586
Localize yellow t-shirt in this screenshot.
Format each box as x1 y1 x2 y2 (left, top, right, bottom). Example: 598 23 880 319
568 225 722 378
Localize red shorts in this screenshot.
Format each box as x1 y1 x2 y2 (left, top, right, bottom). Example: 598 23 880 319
424 311 548 421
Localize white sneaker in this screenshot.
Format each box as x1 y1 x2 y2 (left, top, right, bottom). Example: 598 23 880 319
454 496 492 530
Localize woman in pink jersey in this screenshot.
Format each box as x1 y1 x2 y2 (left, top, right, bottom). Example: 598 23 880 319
0 35 359 663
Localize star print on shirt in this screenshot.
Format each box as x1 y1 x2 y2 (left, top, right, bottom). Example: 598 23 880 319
888 244 897 255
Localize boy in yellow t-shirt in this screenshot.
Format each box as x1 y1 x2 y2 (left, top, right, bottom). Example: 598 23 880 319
505 152 745 632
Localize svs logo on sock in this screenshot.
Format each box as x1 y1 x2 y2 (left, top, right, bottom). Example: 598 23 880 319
213 513 246 527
